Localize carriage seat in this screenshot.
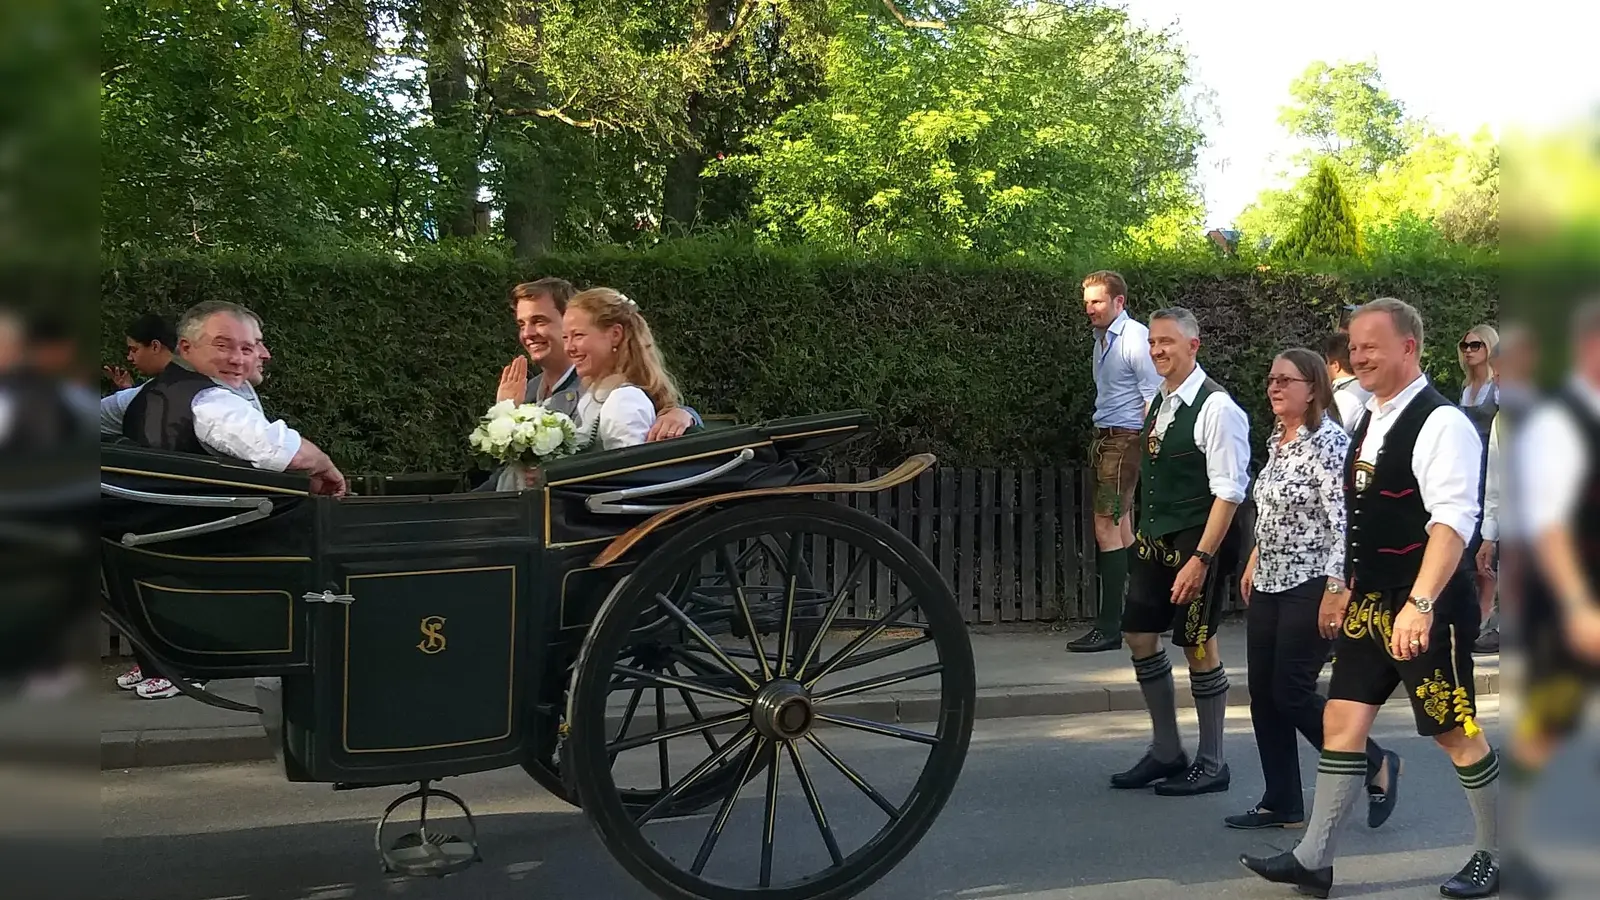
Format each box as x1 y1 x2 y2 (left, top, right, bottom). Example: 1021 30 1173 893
538 410 875 546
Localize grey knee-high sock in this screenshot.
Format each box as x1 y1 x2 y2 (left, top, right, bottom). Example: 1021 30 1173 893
1190 666 1229 776
1293 750 1368 871
1133 650 1182 763
1457 749 1501 852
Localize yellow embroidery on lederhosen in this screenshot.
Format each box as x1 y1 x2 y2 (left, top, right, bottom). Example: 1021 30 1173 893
1414 669 1454 725
1447 625 1481 737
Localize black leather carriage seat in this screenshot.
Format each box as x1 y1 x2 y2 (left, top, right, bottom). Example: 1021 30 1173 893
538 410 875 547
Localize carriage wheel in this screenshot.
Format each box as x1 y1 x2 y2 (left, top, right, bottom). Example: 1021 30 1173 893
568 497 976 900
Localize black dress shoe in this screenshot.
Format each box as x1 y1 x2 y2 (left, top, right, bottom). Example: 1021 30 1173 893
1224 805 1305 830
1153 762 1230 796
1066 628 1121 653
1240 850 1332 899
1110 751 1188 789
1367 750 1403 828
1440 850 1500 898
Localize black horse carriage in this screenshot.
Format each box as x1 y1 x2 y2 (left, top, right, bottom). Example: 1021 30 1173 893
99 410 976 900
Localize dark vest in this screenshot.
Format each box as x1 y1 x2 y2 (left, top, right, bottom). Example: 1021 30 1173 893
1345 383 1456 591
120 362 225 455
1139 377 1224 538
1558 387 1600 596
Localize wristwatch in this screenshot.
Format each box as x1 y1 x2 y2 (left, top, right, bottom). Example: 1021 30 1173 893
1408 595 1435 614
1192 549 1215 567
1326 581 1345 595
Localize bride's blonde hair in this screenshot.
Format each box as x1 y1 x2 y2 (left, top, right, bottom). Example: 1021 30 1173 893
567 287 682 411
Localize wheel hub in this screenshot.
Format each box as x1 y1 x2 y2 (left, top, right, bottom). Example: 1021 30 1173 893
750 679 815 741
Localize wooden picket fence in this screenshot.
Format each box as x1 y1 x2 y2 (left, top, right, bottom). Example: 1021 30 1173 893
100 465 1246 657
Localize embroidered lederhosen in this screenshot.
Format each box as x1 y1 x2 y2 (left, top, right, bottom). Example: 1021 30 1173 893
1122 378 1241 649
1328 383 1483 737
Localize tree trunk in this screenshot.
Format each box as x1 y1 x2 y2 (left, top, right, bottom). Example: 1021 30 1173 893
424 6 481 239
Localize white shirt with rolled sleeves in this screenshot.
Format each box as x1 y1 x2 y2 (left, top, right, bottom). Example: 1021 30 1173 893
1517 376 1599 539
1350 373 1483 547
1150 364 1252 505
102 379 264 436
106 381 302 472
1093 311 1163 430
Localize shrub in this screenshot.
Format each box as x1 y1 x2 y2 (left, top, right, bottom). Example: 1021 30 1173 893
101 242 1496 473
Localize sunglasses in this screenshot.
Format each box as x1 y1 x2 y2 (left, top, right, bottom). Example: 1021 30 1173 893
1459 340 1486 352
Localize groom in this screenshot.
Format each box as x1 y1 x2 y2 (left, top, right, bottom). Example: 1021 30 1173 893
494 277 699 435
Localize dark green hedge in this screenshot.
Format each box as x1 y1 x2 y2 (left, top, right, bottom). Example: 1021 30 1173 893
101 243 1497 474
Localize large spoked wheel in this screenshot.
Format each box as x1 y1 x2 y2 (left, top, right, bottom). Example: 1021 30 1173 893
568 497 976 900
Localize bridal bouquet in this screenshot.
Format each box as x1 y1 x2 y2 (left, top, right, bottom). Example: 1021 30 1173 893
468 400 579 489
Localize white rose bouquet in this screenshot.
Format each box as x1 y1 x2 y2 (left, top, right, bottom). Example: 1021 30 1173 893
468 400 579 489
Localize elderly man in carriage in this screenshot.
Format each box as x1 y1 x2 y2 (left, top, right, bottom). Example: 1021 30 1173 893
98 283 975 900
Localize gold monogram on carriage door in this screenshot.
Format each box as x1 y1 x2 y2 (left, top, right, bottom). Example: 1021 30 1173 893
417 615 447 654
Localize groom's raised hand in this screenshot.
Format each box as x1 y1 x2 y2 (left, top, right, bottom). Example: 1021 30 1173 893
497 356 528 404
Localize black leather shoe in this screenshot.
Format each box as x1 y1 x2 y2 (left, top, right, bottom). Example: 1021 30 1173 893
1153 762 1230 796
1110 751 1188 789
1240 850 1332 899
1440 850 1499 898
1367 750 1403 828
1224 805 1305 830
1066 628 1121 653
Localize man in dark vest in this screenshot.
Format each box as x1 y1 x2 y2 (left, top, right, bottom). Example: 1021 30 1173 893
120 300 346 496
1243 298 1498 899
1110 307 1251 798
1494 300 1600 899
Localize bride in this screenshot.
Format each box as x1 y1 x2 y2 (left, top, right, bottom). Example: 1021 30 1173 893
562 288 684 451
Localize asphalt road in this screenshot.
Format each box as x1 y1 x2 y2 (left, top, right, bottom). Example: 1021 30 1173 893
97 697 1600 900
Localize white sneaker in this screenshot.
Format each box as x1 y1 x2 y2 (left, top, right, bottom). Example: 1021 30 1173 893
135 677 180 699
115 665 145 690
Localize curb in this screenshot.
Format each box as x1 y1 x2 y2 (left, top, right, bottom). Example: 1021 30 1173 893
100 670 1500 771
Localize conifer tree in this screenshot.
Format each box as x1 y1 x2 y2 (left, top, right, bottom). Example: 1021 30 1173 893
1272 161 1364 260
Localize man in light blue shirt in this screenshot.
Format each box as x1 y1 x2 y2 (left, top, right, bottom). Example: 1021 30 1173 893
1068 270 1163 653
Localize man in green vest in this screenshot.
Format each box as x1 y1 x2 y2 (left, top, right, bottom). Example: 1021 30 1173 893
1110 307 1252 797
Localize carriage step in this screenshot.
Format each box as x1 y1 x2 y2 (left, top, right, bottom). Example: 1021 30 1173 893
375 781 482 878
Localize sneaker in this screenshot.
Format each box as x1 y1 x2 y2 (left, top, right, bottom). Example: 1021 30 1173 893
134 677 205 700
115 665 146 690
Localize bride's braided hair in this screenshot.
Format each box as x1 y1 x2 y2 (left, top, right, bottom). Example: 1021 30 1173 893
567 287 683 411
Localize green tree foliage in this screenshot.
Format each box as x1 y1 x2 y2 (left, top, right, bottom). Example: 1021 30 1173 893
706 0 1207 258
101 0 416 251
1272 162 1363 261
1279 58 1409 175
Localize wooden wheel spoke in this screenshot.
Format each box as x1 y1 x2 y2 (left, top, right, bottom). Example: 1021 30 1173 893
691 736 766 875
815 712 938 745
717 546 774 682
776 531 804 677
821 632 933 677
804 733 903 820
607 708 748 755
804 593 921 687
609 688 644 762
634 726 756 827
668 662 726 756
651 591 761 692
611 664 751 707
759 739 782 887
793 551 871 681
812 662 944 703
786 741 844 868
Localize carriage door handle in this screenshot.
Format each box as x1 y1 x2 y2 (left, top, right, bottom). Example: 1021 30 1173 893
586 448 756 514
303 590 355 605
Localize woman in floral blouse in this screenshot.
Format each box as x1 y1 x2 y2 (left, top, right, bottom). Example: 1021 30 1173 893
1224 348 1402 831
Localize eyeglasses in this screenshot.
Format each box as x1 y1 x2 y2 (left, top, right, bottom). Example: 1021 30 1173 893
1265 376 1310 389
1459 340 1486 352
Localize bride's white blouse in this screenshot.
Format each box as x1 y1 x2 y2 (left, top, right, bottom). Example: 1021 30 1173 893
575 384 656 450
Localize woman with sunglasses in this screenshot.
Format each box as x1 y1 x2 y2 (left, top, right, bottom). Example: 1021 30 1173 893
1227 348 1399 832
1458 324 1501 652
